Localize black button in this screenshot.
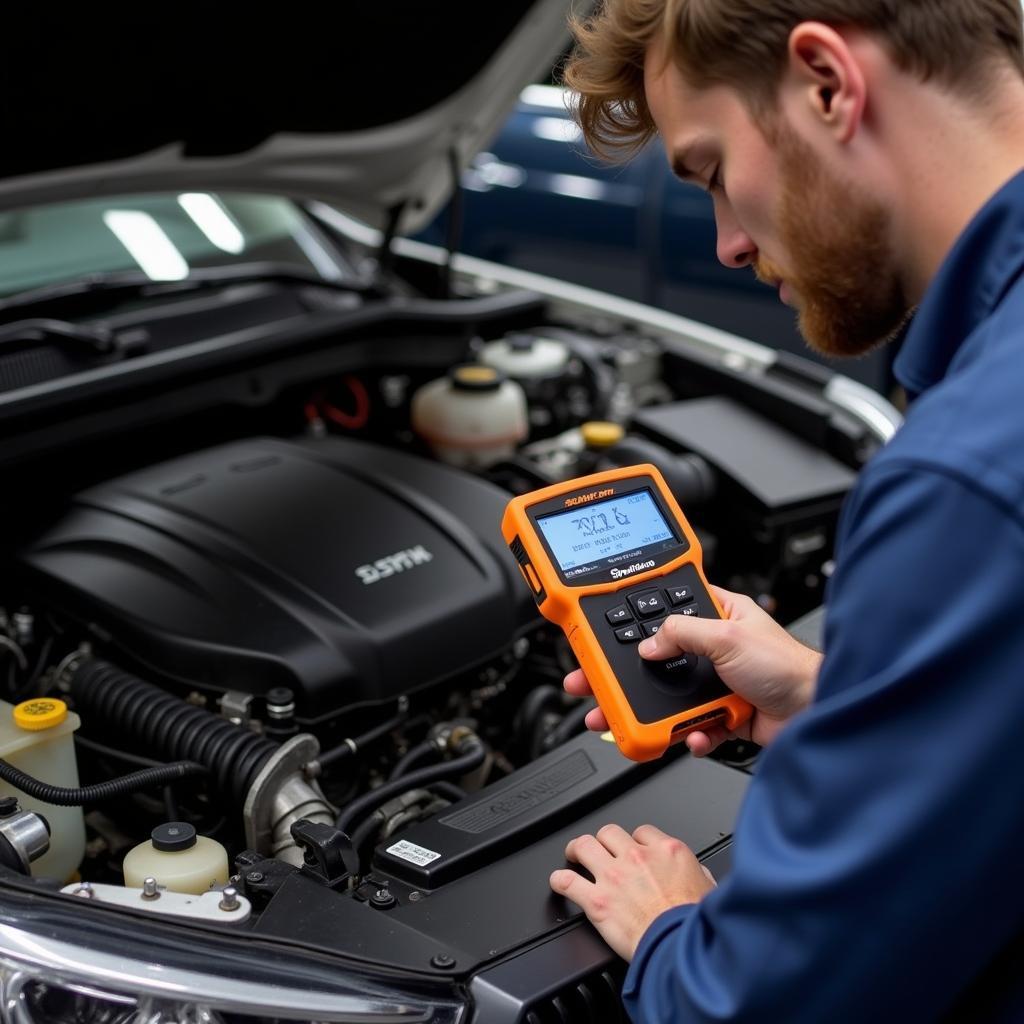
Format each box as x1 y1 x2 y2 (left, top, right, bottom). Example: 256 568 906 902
642 618 667 638
665 585 695 606
606 604 633 625
678 604 700 617
628 590 666 619
615 624 643 643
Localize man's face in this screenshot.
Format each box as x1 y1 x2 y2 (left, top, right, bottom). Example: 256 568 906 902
643 46 910 357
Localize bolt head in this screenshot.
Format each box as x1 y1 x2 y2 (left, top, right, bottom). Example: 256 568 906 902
430 953 456 969
246 871 264 884
369 886 396 910
218 886 241 911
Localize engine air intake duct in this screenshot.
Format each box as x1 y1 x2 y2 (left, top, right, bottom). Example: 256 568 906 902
68 657 278 808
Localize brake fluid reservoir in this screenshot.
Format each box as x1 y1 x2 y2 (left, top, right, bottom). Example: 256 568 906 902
479 334 570 381
123 822 229 895
0 698 86 881
411 364 528 469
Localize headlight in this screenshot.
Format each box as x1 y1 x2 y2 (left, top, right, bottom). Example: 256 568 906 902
0 888 464 1024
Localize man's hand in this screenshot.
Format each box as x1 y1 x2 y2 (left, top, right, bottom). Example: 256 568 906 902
549 824 716 961
565 585 822 755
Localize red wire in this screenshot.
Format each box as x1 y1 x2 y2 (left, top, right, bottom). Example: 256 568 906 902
318 375 371 430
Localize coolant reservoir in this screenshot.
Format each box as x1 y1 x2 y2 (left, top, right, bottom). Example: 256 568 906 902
0 698 86 882
479 334 570 381
411 364 528 469
123 822 229 895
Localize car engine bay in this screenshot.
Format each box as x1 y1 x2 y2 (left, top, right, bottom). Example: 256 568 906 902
0 235 882 1014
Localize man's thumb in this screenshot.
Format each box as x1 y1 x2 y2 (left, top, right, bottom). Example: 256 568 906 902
637 613 728 662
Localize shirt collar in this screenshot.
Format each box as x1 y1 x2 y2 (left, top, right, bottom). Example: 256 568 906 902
894 168 1024 397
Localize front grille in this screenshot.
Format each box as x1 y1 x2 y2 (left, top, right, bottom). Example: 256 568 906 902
524 962 628 1024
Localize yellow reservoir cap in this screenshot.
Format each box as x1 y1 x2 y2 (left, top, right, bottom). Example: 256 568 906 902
581 421 625 449
450 364 502 392
14 698 69 731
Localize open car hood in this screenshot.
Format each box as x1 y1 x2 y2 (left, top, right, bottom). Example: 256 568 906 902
0 2 581 234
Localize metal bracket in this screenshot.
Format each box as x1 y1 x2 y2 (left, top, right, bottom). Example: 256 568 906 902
218 690 254 726
60 882 252 923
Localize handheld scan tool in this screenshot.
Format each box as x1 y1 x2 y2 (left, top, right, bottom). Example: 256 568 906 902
502 464 751 761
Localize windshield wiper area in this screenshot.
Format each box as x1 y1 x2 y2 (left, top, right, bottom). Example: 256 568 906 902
0 319 129 357
0 262 379 322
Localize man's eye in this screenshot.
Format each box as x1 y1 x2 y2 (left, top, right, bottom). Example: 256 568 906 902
706 167 723 194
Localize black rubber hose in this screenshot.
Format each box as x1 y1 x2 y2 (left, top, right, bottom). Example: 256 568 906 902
0 757 206 807
75 733 182 819
337 738 486 836
318 709 406 769
599 437 716 508
349 813 384 859
68 658 279 808
542 701 596 752
388 739 437 781
429 780 466 802
515 685 561 744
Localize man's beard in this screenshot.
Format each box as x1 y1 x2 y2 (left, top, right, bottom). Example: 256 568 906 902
755 125 910 358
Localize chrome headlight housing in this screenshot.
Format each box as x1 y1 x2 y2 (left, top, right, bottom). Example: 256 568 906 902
0 887 464 1024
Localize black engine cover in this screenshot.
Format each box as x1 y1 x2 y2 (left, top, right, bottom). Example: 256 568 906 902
20 437 534 718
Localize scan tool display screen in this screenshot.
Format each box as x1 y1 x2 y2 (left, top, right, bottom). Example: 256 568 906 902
536 490 679 579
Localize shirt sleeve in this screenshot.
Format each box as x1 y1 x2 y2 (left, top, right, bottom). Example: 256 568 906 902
622 459 1024 1023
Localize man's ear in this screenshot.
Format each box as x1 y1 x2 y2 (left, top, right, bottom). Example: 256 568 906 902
785 22 866 144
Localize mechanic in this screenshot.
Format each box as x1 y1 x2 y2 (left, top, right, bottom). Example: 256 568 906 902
548 1 1024 1020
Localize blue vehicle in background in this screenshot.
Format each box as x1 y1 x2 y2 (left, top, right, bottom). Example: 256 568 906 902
418 85 895 395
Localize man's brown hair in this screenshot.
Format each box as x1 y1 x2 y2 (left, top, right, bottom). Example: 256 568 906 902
564 0 1024 158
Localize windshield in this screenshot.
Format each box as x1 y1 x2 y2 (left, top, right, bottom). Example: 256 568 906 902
0 193 343 297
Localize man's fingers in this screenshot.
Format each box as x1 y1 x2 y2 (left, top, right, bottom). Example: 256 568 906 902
565 833 615 872
595 823 634 856
549 868 594 907
637 613 729 662
684 724 733 757
564 670 607 731
563 668 592 697
632 823 671 846
684 730 715 757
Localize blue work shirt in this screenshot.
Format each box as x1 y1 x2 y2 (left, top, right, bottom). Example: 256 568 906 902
623 170 1024 1023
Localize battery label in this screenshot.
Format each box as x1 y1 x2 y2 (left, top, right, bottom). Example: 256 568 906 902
385 839 441 866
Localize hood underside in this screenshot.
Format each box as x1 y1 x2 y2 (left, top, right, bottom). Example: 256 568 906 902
0 3 581 234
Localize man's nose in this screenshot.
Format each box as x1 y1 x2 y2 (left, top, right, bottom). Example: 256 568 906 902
715 208 757 269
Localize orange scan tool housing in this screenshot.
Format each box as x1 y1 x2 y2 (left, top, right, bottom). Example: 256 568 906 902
502 464 751 761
